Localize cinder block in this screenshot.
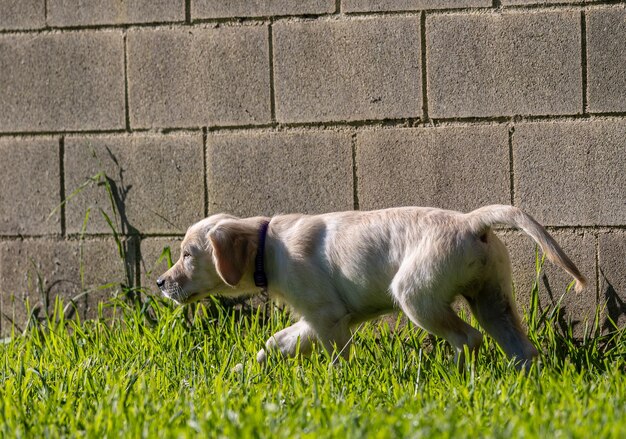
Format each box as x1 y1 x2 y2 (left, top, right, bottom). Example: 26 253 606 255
587 8 626 113
599 231 626 330
497 229 597 337
0 238 130 336
140 237 182 294
273 17 421 123
127 26 271 129
426 11 581 118
356 126 510 212
502 1 597 4
207 130 353 217
192 0 334 18
343 0 490 12
64 133 205 235
0 31 125 132
47 0 185 26
513 120 626 226
0 137 61 235
0 0 45 30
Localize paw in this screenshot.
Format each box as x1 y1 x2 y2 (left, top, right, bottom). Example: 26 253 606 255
256 348 267 364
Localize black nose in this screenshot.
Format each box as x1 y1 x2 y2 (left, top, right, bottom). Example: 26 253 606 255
156 277 165 288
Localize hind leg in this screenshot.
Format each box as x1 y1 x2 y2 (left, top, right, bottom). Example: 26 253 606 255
465 282 538 369
391 253 483 368
467 237 538 369
396 293 483 369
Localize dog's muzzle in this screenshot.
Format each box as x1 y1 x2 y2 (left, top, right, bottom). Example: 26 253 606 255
156 278 188 304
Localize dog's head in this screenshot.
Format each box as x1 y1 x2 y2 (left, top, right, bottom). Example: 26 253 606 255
156 214 265 304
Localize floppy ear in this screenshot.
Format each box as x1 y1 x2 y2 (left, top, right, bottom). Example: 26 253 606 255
208 220 256 287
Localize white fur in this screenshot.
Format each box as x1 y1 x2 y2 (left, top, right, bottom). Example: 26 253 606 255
158 205 586 369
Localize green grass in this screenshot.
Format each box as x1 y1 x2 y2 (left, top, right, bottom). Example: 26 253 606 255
1 287 625 438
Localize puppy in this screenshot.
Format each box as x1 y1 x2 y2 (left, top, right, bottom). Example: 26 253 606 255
157 205 586 367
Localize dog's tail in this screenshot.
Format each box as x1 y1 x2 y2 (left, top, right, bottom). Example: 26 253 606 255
466 204 587 293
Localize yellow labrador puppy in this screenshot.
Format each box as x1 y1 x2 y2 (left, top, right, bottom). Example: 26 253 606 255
157 205 586 367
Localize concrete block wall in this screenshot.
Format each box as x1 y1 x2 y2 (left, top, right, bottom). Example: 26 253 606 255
1 0 625 335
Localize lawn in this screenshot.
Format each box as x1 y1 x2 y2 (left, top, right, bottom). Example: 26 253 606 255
1 280 625 439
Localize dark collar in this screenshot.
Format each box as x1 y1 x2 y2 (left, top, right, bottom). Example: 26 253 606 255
253 220 270 289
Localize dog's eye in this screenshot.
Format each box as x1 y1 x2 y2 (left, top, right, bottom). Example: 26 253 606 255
183 252 191 259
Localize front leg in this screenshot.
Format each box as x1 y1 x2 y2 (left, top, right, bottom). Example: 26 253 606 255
311 314 353 363
257 319 317 363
